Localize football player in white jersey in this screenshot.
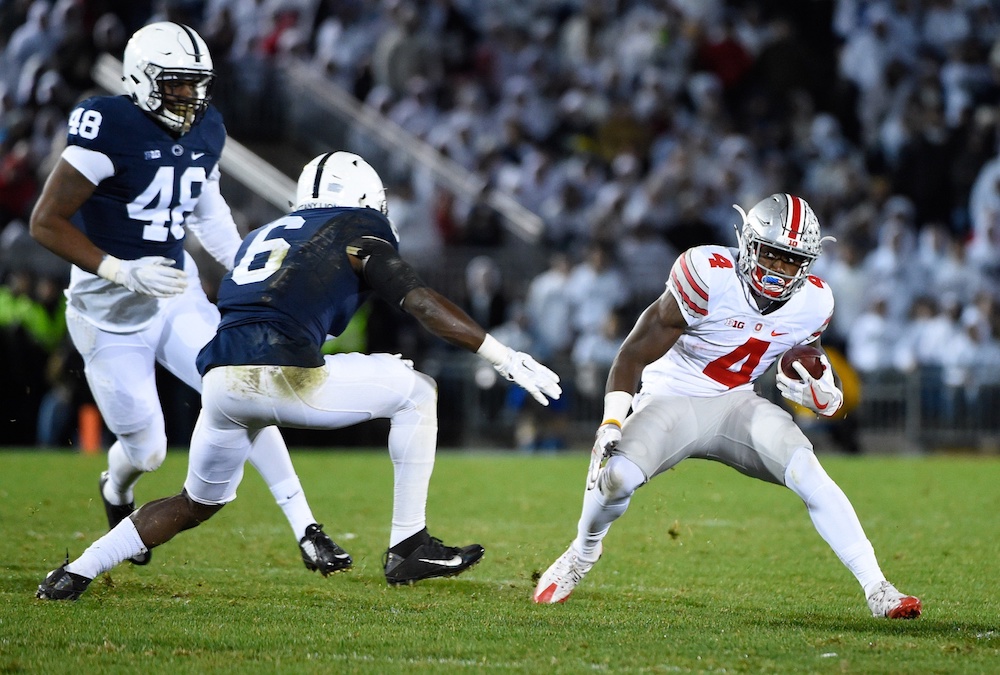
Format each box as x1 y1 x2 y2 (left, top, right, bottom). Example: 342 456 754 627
28 22 345 576
533 194 922 619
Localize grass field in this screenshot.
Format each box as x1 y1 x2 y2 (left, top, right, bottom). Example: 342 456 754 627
2 449 998 673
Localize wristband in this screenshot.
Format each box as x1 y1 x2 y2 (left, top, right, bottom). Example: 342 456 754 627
476 333 508 366
96 254 121 281
602 391 632 426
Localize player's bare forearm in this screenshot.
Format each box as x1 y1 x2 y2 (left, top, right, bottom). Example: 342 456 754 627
29 160 105 272
607 291 685 394
402 286 487 352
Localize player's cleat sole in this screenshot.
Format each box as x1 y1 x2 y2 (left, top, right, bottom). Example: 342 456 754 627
99 472 150 566
867 580 922 619
384 536 484 585
533 544 601 604
36 557 92 601
299 523 352 576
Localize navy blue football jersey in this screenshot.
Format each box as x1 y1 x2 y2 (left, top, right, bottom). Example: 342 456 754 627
66 95 226 264
197 207 399 373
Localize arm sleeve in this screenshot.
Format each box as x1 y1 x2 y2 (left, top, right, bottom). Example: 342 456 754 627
350 236 426 307
188 172 243 270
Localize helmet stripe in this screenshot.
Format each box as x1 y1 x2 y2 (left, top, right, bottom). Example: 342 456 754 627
786 194 802 241
178 23 203 63
312 153 333 198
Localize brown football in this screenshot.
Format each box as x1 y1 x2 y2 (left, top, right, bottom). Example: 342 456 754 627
779 345 825 381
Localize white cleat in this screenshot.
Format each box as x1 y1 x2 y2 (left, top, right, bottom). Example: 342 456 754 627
867 580 922 619
532 544 601 604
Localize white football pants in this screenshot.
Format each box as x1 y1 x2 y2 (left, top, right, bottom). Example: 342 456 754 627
186 354 438 544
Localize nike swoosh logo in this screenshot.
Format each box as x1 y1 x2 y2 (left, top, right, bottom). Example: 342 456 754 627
418 555 464 567
771 330 788 336
191 152 205 159
810 386 829 410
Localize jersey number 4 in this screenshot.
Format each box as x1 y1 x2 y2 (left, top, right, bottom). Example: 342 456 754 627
703 337 769 388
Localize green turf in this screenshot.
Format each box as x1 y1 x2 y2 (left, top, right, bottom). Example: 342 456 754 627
2 449 998 673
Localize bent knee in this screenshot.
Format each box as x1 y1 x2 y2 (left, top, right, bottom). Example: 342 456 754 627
411 370 438 406
599 455 646 500
120 429 168 472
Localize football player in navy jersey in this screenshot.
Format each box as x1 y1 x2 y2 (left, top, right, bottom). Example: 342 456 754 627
532 194 921 619
29 23 344 577
36 151 562 599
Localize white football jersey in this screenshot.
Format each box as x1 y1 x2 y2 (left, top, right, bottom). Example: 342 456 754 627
640 245 833 398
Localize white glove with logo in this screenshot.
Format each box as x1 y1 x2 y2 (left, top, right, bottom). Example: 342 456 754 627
587 422 621 490
478 334 562 406
97 255 188 298
776 354 844 417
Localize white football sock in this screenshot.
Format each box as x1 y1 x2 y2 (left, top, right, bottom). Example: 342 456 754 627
784 448 885 593
387 376 437 548
249 426 316 540
66 517 147 580
573 456 645 561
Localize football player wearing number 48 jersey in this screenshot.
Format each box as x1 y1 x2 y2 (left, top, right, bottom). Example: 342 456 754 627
36 150 561 600
533 194 922 620
30 23 343 577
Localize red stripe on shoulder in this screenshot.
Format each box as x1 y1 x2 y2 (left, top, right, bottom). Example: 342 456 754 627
679 253 709 300
670 269 708 316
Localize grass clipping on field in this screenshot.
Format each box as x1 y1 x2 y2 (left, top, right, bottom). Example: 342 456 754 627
4 450 999 673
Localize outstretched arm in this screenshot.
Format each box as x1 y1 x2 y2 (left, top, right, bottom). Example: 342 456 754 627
349 237 561 405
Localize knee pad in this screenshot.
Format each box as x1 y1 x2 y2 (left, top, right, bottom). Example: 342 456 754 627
598 455 646 501
118 424 168 472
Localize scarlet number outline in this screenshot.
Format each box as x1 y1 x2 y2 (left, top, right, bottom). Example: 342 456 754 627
702 337 770 388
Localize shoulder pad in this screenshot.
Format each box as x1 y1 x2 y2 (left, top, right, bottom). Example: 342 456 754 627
667 247 723 319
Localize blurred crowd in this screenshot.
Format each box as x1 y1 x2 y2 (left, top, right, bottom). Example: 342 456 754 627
5 0 1000 448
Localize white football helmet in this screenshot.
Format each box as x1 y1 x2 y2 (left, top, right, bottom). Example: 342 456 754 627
295 152 388 216
122 22 214 135
734 193 831 301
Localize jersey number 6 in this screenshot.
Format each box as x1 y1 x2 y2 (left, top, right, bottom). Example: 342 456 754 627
231 215 305 285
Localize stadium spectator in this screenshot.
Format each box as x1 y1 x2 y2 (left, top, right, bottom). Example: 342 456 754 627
36 150 562 600
4 0 1000 447
567 241 630 338
846 294 900 376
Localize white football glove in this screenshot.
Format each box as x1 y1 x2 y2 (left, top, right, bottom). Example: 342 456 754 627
587 422 621 490
97 255 188 298
775 354 844 417
494 347 562 406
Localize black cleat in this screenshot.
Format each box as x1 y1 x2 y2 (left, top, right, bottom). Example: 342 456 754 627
299 523 352 576
99 472 150 566
36 556 92 601
383 532 484 585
